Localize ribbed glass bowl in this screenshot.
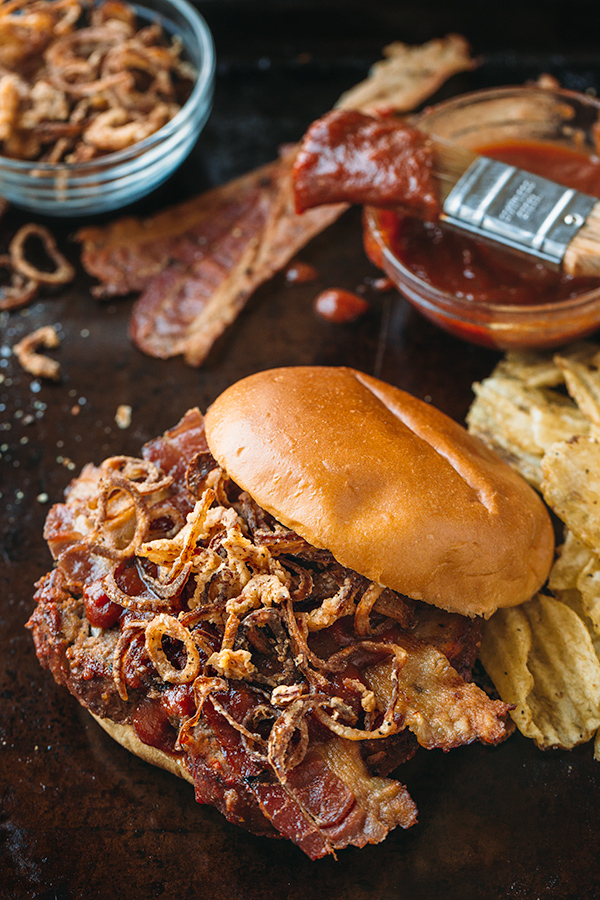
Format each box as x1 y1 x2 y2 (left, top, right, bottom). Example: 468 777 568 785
0 0 215 216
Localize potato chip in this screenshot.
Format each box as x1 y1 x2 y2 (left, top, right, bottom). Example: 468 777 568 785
530 397 590 450
545 589 600 706
537 534 600 712
474 375 587 452
575 556 600 636
469 376 549 454
555 346 600 430
467 372 589 488
541 436 600 551
548 528 594 593
497 349 565 388
480 594 600 749
466 414 544 489
478 605 537 740
555 340 600 367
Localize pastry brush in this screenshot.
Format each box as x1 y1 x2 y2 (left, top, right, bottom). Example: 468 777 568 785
430 136 600 277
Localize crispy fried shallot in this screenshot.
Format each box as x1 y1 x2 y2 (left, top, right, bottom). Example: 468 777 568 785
90 472 151 559
145 612 201 684
113 618 146 700
80 435 509 764
354 583 385 636
268 694 331 778
10 222 75 285
101 455 173 494
1 221 74 315
13 323 60 379
0 252 39 311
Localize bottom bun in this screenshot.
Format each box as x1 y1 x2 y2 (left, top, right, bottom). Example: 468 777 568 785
90 713 193 785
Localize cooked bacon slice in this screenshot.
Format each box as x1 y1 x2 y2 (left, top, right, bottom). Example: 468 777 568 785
252 749 416 859
314 737 418 843
334 35 476 115
78 153 342 366
397 636 508 749
77 155 341 304
76 35 475 365
293 109 440 218
365 634 510 752
184 686 417 859
142 406 209 484
128 155 344 365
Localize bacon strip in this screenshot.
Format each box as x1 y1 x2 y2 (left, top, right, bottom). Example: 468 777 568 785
128 154 344 365
187 686 417 859
142 406 209 483
366 635 510 751
76 35 475 366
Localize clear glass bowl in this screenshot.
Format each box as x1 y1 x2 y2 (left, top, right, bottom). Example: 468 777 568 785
364 86 600 350
0 0 215 216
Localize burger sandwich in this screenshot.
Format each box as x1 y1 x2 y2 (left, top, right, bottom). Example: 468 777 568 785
27 367 554 858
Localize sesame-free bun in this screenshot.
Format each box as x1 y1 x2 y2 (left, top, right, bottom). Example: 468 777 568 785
204 367 554 618
91 713 194 784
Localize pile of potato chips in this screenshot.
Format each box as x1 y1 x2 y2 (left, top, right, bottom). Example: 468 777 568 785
467 341 600 757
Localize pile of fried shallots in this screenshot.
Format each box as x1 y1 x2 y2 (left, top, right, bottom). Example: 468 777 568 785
0 0 195 162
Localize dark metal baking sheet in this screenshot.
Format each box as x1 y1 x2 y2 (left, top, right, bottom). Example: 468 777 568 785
3 3 600 898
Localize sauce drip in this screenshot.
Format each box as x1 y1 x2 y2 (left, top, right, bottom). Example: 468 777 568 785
386 141 600 306
313 287 369 322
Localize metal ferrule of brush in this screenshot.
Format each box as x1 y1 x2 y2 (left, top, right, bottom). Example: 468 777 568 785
442 156 597 267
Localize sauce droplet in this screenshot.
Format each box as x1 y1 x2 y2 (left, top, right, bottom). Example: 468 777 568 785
313 288 369 323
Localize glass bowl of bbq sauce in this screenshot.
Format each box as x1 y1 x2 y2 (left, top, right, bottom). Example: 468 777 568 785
364 85 600 350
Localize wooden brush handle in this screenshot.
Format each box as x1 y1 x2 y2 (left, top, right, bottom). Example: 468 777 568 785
563 203 600 277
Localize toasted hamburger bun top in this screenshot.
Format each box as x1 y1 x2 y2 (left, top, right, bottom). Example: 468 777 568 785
204 367 554 618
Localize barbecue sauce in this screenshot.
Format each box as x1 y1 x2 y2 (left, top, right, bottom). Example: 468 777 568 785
313 288 369 322
378 141 600 307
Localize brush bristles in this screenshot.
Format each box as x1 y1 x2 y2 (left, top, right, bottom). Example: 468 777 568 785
430 138 478 203
563 203 600 277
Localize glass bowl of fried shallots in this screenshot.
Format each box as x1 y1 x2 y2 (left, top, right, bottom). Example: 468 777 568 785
364 85 600 350
0 0 215 215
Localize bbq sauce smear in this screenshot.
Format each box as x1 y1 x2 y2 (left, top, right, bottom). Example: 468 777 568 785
385 141 600 306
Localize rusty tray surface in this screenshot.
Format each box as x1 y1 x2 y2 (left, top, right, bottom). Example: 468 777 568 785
3 2 600 898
